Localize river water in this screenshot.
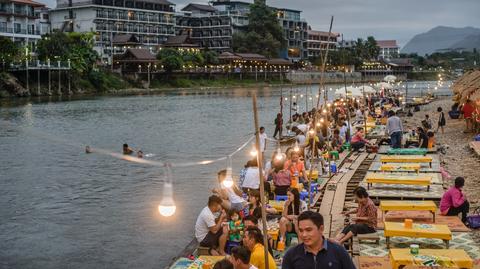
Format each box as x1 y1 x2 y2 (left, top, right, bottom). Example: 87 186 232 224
0 82 450 269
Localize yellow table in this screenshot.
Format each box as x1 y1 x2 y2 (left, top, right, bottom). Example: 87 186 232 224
381 164 421 173
381 156 433 167
269 200 284 213
365 173 432 191
389 249 473 269
384 222 452 249
380 200 437 222
198 255 226 264
305 170 319 179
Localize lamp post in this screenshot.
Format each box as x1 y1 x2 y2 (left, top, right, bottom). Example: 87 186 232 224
57 60 61 95
47 59 51 95
68 59 71 95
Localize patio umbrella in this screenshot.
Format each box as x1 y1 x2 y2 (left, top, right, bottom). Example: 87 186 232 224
357 85 376 94
375 82 393 90
335 86 363 98
384 75 397 83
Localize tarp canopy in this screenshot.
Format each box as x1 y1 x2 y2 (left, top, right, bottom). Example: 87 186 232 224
375 82 393 90
335 86 363 97
384 75 397 82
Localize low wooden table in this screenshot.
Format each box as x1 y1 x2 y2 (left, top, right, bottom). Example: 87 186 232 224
380 164 421 173
389 248 473 269
384 222 452 249
380 200 437 222
387 148 428 155
381 155 433 167
365 173 432 191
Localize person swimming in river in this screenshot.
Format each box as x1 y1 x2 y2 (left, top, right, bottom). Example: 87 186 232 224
137 150 143 158
85 145 92 154
123 143 134 155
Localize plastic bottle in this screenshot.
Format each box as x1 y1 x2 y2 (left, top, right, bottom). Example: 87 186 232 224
330 161 337 174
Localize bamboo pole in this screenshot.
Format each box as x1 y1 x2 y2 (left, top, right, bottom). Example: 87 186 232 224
316 16 334 109
252 94 270 269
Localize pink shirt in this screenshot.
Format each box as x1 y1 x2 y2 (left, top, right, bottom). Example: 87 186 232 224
351 132 367 143
440 187 465 214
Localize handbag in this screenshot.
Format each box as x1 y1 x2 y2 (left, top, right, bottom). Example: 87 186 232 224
467 207 480 229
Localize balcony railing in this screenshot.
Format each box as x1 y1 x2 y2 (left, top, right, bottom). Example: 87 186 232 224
0 27 40 35
0 8 36 17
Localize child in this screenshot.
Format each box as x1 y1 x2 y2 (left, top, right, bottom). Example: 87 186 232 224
227 210 244 243
427 131 435 149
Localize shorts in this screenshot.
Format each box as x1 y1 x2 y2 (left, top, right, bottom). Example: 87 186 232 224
199 229 224 249
341 223 376 235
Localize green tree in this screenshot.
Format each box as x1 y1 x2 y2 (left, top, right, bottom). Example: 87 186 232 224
157 48 183 72
365 36 380 59
0 36 20 69
202 50 219 65
232 1 285 57
36 31 98 74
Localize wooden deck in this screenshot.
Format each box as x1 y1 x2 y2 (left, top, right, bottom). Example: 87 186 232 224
470 141 480 157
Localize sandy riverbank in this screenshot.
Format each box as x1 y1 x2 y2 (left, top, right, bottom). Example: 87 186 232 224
401 97 480 241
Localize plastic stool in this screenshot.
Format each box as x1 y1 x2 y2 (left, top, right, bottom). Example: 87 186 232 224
286 232 298 246
330 151 339 160
299 191 308 200
275 195 288 201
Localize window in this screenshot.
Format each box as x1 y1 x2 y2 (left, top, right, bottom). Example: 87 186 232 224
14 23 21 33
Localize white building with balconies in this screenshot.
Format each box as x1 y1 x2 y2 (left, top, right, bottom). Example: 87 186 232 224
49 0 176 64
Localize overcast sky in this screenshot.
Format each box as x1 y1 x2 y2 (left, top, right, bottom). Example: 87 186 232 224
41 0 480 48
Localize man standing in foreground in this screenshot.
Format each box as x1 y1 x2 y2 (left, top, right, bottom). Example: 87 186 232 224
282 211 356 269
386 110 403 149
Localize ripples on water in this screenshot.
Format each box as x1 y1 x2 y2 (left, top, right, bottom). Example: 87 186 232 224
0 82 450 268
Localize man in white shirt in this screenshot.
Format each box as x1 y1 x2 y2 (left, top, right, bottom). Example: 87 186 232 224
229 246 258 269
195 195 228 255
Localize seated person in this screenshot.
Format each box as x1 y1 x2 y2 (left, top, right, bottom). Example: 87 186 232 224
243 215 274 255
278 188 307 249
242 226 277 269
284 151 306 184
440 177 470 223
417 127 429 148
350 127 372 151
331 129 345 152
227 210 244 243
213 259 234 269
213 170 247 212
122 143 134 155
334 187 377 244
247 189 277 217
427 131 435 149
195 195 228 255
272 160 292 196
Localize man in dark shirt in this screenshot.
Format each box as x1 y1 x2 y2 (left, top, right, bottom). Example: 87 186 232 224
282 211 356 269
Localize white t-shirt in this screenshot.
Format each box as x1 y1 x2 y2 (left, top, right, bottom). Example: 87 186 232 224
195 206 216 242
249 265 258 269
296 134 306 145
242 167 260 189
259 133 267 152
223 185 245 204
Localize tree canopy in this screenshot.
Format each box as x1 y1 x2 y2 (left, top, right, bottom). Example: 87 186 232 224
0 37 20 69
232 1 285 57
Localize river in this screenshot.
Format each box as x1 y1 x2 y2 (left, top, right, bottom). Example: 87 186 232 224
0 81 451 269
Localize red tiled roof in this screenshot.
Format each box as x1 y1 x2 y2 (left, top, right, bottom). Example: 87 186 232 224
10 0 45 7
376 40 398 48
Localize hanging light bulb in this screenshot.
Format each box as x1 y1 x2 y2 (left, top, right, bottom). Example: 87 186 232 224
284 97 288 101
316 94 319 98
222 156 234 188
250 144 258 157
309 129 315 135
293 141 300 152
158 182 176 217
316 122 321 127
158 165 176 217
322 109 327 113
275 148 283 161
327 103 331 107
320 118 324 123
300 94 304 98
309 97 312 100
340 98 344 102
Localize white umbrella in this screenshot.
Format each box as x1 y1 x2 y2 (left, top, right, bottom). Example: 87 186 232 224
375 82 393 90
384 75 397 82
335 86 363 97
356 85 376 94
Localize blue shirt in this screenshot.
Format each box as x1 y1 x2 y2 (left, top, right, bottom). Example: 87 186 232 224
282 238 356 269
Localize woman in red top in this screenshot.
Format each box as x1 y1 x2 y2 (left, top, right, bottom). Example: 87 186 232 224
462 99 475 132
351 127 372 151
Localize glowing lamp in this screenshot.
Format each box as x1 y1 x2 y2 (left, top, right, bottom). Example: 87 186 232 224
275 148 283 161
222 167 234 188
158 182 176 217
293 141 300 152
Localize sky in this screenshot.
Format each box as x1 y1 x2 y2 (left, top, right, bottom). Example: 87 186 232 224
41 0 480 48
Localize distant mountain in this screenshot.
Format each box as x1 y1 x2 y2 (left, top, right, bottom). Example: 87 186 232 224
449 34 480 51
401 26 480 56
